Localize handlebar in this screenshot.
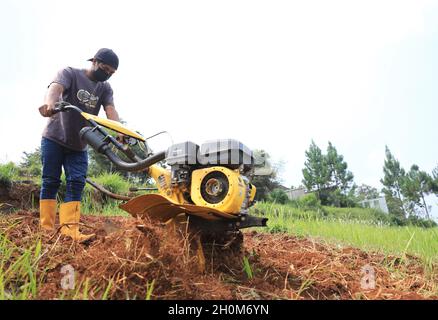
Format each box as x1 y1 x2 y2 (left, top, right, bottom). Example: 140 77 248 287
52 101 165 172
53 102 82 114
52 102 139 146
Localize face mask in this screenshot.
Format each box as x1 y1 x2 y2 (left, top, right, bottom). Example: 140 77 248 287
92 67 111 82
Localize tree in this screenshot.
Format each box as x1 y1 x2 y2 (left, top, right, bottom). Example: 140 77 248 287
302 141 330 200
380 146 406 218
324 142 355 207
302 141 355 206
88 148 114 176
355 184 380 201
268 188 289 204
401 165 434 219
19 148 42 178
431 165 438 196
326 141 354 191
433 166 438 181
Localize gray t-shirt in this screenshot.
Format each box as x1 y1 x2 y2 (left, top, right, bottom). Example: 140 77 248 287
42 67 114 151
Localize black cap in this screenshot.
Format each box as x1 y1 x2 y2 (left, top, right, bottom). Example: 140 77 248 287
88 48 119 70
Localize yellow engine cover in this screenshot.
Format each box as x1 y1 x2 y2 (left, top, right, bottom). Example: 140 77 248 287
81 112 145 141
191 166 253 215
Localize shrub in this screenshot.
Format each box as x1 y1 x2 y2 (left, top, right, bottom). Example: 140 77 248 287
91 172 130 194
268 224 289 234
0 162 19 187
406 215 437 228
267 189 289 204
298 193 321 210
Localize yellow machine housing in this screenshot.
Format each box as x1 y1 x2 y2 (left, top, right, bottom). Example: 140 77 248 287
191 166 256 215
123 165 257 220
120 164 246 223
147 164 186 204
81 112 145 141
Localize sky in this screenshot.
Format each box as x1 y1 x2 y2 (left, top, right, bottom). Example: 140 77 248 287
0 0 437 216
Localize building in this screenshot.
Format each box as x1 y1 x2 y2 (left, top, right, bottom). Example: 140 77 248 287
284 187 306 200
358 197 389 214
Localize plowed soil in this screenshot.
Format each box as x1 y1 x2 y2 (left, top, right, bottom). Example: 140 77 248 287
1 211 437 300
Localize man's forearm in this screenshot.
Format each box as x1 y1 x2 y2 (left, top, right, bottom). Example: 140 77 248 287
44 83 64 106
105 105 120 122
104 105 127 142
39 83 64 117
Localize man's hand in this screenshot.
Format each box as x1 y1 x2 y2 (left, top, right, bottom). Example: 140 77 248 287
116 133 128 144
104 105 126 144
40 83 64 117
39 104 55 117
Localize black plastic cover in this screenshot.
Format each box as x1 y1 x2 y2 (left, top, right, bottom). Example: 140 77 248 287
198 139 254 170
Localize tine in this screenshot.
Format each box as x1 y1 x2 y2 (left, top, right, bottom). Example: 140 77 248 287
119 194 238 222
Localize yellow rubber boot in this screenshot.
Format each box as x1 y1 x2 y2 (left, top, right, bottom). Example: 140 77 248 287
39 199 57 230
59 201 95 242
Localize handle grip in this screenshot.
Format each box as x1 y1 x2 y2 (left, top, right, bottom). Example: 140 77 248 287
52 101 71 113
52 107 63 114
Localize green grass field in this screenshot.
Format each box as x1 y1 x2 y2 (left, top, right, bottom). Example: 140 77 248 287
252 202 438 268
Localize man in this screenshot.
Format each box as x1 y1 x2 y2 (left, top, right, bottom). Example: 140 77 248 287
39 48 123 241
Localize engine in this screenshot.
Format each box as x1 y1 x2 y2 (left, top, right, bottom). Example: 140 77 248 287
166 139 257 215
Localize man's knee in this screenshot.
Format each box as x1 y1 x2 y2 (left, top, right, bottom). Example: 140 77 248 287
64 149 88 202
41 176 61 199
42 176 62 189
67 176 86 188
65 176 86 201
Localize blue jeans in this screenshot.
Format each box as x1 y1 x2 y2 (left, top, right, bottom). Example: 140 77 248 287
40 137 88 202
